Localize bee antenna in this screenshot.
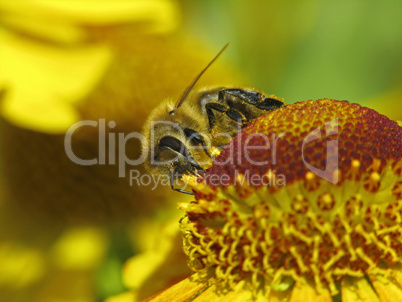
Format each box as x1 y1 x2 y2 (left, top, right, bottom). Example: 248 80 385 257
170 43 229 115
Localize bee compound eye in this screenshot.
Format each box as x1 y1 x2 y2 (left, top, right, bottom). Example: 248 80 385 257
158 136 204 173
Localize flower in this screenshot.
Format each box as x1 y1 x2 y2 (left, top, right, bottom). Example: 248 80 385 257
148 99 402 301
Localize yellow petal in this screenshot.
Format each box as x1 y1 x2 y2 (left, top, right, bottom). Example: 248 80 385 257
191 284 254 302
342 277 380 302
371 276 402 302
391 267 402 287
144 277 212 302
289 281 332 302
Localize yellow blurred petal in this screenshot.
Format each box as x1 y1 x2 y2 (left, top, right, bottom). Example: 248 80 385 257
50 227 108 270
123 251 167 290
0 31 112 133
123 217 180 288
105 291 136 302
1 93 81 133
342 277 380 302
0 14 85 45
0 0 180 39
371 275 402 302
128 199 189 252
0 242 45 288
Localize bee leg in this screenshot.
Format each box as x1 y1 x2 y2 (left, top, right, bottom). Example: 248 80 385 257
255 97 285 111
169 156 204 195
219 89 284 111
170 168 195 195
205 102 247 128
182 156 205 176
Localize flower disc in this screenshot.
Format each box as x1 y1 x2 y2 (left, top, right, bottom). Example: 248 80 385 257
180 99 402 299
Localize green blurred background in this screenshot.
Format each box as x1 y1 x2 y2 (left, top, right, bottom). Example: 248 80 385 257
181 0 402 118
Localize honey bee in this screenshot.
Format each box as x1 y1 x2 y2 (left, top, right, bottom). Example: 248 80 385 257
142 44 285 194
